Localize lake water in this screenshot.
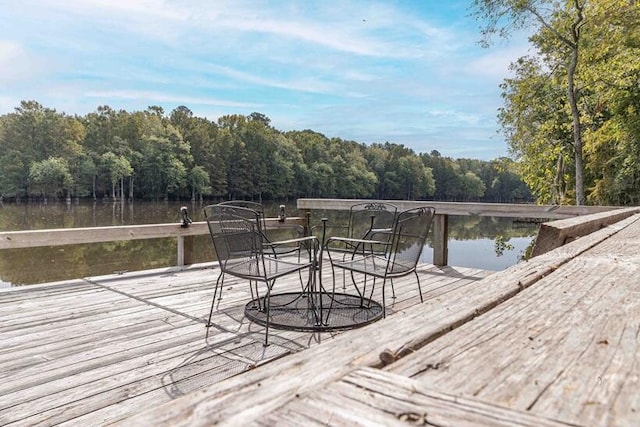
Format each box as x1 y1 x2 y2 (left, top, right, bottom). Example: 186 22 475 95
0 200 538 287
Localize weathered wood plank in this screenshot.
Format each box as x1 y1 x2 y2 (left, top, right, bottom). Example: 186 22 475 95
259 367 577 426
297 198 621 219
385 215 640 426
0 251 489 425
432 213 449 266
0 334 290 426
0 218 306 250
115 214 639 426
531 206 640 256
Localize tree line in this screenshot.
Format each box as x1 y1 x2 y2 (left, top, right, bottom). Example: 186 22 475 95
0 101 531 203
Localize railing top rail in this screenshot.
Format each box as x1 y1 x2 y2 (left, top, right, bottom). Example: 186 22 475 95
296 199 622 219
0 217 305 250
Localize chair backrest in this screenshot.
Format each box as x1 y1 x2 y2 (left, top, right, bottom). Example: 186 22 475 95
204 204 264 272
218 200 303 245
387 207 435 275
348 202 398 240
218 200 267 231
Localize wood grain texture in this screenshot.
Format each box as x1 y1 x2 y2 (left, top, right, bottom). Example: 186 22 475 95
117 214 639 426
531 206 639 256
258 368 578 426
386 215 640 426
297 198 622 219
0 257 487 425
0 218 305 249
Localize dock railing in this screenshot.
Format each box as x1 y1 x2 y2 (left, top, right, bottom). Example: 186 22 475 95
0 216 307 267
0 200 635 268
296 199 635 265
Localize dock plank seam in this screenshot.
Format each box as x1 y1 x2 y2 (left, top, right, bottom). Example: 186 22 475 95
84 278 207 324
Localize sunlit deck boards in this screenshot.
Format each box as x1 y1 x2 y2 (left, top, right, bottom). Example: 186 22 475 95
120 213 640 427
384 215 640 426
0 260 490 426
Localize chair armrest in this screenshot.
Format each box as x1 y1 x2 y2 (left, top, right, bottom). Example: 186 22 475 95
325 236 390 260
266 235 319 249
264 236 319 261
325 236 391 247
310 223 349 239
369 227 392 233
366 228 393 239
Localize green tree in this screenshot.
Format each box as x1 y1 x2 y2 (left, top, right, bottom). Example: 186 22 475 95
188 165 211 201
100 152 133 201
397 156 435 200
139 130 190 200
474 0 588 204
460 171 486 200
581 1 640 204
29 157 73 200
422 151 465 201
498 56 573 203
0 149 26 199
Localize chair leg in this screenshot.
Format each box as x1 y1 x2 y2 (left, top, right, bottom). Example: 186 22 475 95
381 278 387 318
250 280 260 310
298 270 305 293
206 272 224 338
263 281 274 347
298 246 307 292
349 271 365 306
414 271 423 303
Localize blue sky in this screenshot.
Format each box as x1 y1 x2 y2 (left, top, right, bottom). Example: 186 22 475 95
0 0 532 160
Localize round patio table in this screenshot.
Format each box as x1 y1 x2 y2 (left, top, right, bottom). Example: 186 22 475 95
244 291 383 332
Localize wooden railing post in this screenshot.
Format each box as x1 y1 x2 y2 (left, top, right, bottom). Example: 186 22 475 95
177 236 185 266
432 213 448 266
177 235 195 266
184 235 195 266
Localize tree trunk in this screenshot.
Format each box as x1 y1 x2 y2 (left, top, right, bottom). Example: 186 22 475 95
567 45 585 205
567 1 585 206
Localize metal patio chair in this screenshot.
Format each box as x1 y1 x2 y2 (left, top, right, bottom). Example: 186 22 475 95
316 202 398 293
216 200 307 291
204 204 318 346
325 206 435 317
316 202 398 245
218 201 305 251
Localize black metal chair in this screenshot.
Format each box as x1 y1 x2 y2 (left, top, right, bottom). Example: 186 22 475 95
325 206 435 317
316 202 398 245
316 202 398 294
217 200 307 290
218 200 306 257
204 204 318 346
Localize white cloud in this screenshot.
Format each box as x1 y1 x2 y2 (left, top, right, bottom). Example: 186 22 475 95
0 0 530 159
0 41 47 83
85 90 258 108
201 64 339 95
465 39 533 81
428 109 482 126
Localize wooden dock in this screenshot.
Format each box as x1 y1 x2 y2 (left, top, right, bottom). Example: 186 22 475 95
0 257 490 426
118 211 638 426
2 207 639 426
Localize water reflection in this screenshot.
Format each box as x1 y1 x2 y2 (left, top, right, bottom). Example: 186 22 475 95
0 201 538 287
